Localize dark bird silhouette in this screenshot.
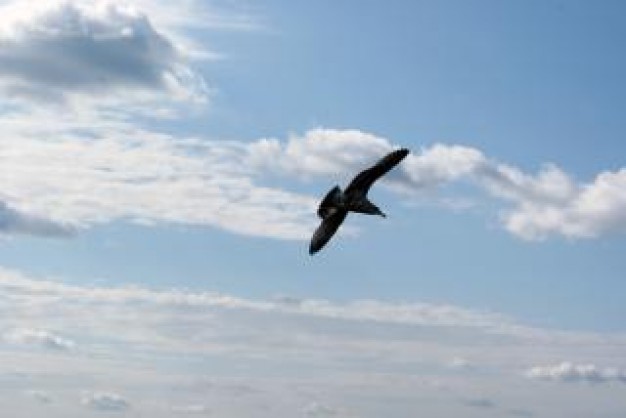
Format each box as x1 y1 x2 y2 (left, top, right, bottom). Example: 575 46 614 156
309 148 409 254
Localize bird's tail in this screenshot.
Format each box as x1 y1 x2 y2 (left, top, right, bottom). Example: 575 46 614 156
350 198 386 217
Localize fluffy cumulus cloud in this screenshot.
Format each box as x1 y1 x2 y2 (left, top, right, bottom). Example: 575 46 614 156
476 162 626 240
526 362 626 384
0 0 207 103
246 129 393 180
245 129 626 241
246 129 484 190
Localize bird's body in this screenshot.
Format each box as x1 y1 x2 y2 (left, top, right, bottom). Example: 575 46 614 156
317 186 382 218
309 148 409 254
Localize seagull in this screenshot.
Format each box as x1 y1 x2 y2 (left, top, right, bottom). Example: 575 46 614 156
309 148 409 255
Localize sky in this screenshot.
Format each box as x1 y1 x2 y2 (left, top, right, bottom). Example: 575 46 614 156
0 0 625 417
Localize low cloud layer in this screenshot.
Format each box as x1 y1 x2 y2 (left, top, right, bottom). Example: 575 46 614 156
0 266 625 418
0 267 508 330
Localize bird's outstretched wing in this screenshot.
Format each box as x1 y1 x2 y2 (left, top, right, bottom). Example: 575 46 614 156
317 185 342 219
345 148 409 196
309 209 348 255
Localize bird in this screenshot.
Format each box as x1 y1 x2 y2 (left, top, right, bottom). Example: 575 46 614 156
309 148 409 255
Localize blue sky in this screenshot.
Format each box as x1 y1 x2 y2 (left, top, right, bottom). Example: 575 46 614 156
0 1 625 417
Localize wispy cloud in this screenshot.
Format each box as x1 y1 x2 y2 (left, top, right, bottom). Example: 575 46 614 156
0 121 316 240
4 327 75 351
526 362 626 384
0 266 625 417
0 267 510 330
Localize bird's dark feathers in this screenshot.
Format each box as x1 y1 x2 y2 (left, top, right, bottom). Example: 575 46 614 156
345 148 409 195
309 209 347 255
309 148 409 255
317 185 342 219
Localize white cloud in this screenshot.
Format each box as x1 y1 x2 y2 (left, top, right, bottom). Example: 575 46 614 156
0 120 316 240
1 114 625 242
0 201 74 237
129 0 264 34
497 168 626 240
246 129 393 180
525 362 626 384
0 0 620 243
82 392 130 411
0 0 265 110
0 267 509 330
0 0 318 242
0 266 626 417
448 356 472 370
245 128 626 241
0 0 207 103
245 129 485 191
4 327 75 351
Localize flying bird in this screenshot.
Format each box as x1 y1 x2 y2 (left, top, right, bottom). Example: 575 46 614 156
309 148 409 255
